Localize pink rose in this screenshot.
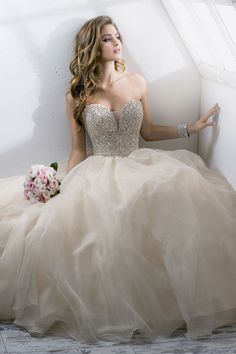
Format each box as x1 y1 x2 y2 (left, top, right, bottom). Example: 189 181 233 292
39 194 46 203
27 181 35 191
40 175 48 184
48 179 59 191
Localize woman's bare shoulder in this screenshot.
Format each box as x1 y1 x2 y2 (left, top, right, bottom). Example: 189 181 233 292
131 73 147 86
127 72 147 97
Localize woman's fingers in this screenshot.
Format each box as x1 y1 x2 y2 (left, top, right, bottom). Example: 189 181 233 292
204 103 220 121
209 103 219 115
196 103 220 131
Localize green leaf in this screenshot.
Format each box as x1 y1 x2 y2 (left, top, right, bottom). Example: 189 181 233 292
50 162 58 171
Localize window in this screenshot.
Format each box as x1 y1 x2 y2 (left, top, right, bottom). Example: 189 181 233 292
215 4 236 48
168 0 216 65
161 0 236 88
192 2 236 71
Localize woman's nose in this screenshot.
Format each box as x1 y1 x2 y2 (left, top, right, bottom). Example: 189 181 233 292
113 38 119 46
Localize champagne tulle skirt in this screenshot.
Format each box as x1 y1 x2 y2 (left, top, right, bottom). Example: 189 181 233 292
0 148 236 343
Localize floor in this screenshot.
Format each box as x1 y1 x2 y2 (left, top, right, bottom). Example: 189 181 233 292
1 321 236 354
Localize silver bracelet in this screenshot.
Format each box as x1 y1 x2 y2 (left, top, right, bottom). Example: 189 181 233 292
177 123 190 138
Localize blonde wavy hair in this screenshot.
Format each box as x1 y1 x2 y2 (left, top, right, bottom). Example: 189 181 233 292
67 15 125 132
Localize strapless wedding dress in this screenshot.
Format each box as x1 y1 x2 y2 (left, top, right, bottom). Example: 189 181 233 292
0 99 236 343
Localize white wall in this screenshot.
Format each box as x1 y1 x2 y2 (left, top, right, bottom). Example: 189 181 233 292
199 78 236 190
0 0 200 177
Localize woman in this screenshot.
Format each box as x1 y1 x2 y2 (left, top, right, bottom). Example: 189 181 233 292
0 15 235 344
66 15 219 172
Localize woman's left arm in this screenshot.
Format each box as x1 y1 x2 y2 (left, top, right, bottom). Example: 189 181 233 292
139 77 220 141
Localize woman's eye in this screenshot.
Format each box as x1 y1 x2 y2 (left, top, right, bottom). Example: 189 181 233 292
103 36 120 43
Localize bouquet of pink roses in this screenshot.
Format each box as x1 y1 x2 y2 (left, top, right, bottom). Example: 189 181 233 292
23 162 62 203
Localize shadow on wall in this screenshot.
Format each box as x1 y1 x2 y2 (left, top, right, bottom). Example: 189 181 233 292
0 18 87 177
205 116 220 165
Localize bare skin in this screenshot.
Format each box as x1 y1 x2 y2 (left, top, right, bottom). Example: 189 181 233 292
66 23 220 173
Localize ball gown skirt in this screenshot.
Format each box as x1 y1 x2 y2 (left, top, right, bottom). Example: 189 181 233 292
0 99 235 343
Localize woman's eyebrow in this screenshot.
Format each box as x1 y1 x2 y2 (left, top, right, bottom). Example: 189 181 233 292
101 32 119 38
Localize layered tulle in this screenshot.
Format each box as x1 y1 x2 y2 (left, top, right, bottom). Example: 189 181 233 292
0 148 236 343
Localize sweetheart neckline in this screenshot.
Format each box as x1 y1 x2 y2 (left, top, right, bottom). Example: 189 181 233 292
84 99 142 114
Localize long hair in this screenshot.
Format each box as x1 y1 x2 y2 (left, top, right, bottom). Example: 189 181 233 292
67 15 125 132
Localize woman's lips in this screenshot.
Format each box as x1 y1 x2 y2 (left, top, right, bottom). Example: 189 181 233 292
113 49 121 54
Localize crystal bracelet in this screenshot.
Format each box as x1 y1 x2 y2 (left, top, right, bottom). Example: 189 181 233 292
177 123 190 138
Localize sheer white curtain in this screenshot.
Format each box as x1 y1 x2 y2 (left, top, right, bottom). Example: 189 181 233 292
161 0 236 89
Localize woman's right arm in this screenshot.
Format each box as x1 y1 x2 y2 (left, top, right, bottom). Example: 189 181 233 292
65 92 86 175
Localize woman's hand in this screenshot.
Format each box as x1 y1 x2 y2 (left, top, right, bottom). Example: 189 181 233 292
191 103 220 133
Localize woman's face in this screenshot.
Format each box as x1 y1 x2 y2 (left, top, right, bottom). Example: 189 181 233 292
99 24 122 62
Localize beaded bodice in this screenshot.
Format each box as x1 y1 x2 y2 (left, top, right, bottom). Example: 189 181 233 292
83 99 143 157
